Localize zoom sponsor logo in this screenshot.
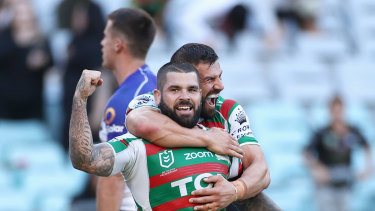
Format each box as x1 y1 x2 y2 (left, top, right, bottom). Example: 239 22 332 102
184 151 214 160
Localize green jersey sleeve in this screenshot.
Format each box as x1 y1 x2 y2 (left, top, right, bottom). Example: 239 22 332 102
126 92 159 115
106 133 140 176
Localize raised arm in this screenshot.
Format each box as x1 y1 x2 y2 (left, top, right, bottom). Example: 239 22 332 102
69 69 114 177
126 106 243 158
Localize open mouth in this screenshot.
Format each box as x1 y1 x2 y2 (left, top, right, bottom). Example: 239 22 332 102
206 94 219 107
176 105 192 111
175 103 194 115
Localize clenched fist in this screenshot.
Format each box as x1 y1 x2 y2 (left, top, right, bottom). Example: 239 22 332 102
74 69 103 100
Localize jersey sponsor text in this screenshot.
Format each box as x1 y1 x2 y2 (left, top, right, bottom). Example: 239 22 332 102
171 173 216 197
184 151 214 160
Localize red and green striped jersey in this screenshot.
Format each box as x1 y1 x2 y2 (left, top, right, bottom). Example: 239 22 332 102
126 93 259 146
126 93 259 179
107 133 239 211
201 96 258 146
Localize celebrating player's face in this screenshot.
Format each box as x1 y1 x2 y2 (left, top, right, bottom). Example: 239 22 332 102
158 72 202 128
195 61 224 119
101 20 116 70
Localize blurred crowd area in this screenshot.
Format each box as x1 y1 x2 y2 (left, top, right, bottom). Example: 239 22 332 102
0 0 375 210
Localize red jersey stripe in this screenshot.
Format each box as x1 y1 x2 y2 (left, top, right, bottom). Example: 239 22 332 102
145 144 183 156
220 99 236 120
200 121 224 129
145 143 168 156
150 163 229 189
153 195 194 211
120 139 129 147
238 161 243 176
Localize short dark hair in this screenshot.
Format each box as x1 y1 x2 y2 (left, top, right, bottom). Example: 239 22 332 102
157 62 199 90
170 43 219 66
108 8 156 59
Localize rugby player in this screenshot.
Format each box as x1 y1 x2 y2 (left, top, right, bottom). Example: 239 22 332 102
69 62 244 210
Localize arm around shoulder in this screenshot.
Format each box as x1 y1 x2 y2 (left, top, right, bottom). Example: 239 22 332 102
126 106 163 139
126 106 210 147
126 107 243 157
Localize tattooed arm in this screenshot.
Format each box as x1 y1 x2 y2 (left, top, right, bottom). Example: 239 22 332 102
69 69 114 177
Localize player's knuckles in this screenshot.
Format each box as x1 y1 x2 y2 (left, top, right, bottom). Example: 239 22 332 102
204 189 220 197
83 75 92 83
227 145 235 150
223 142 231 148
83 69 100 78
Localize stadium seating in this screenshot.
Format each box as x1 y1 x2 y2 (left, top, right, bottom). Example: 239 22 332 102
268 56 336 105
0 189 35 211
0 119 88 211
335 58 375 106
220 55 273 105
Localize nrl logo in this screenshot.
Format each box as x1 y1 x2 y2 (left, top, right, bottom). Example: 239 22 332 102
159 150 175 168
235 110 247 125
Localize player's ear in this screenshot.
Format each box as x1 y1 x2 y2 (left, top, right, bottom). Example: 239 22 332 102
114 38 124 53
153 89 161 106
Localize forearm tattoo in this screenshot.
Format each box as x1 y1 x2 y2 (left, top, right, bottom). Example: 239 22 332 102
232 192 282 211
69 96 114 176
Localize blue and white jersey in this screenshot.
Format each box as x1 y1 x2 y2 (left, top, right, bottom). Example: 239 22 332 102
99 64 156 142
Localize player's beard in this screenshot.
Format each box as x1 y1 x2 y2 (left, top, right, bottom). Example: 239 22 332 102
200 93 217 119
159 97 201 128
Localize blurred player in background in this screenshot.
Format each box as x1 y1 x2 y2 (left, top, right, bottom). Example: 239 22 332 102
304 96 373 211
95 8 157 211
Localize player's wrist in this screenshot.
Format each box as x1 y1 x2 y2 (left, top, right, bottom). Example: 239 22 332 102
196 128 211 147
231 179 247 201
230 182 238 202
73 91 88 101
